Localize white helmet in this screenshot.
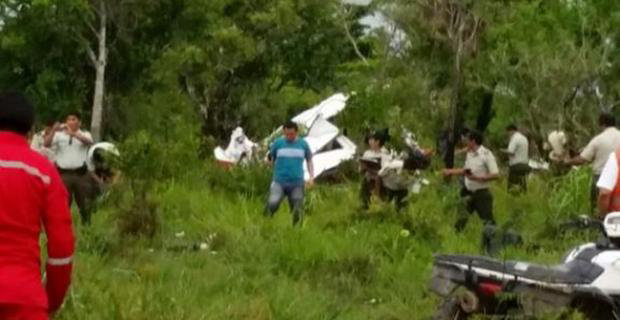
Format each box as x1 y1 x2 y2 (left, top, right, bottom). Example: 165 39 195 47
604 212 620 238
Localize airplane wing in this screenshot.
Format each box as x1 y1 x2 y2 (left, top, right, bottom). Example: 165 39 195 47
304 117 340 154
303 143 357 180
292 93 348 127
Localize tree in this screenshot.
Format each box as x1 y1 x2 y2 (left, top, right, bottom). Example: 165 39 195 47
154 0 368 143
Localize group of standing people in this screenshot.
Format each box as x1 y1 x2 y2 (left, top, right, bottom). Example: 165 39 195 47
263 112 620 231
444 112 620 229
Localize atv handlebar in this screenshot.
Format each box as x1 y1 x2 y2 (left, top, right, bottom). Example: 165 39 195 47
559 215 606 235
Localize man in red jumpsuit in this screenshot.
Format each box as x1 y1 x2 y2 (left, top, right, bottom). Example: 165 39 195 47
0 92 75 319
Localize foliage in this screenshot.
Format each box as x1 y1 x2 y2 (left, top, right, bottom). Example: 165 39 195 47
4 0 620 318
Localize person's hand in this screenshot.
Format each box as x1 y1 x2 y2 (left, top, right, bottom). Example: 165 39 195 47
52 122 63 132
562 155 573 165
441 169 452 177
467 173 485 182
422 148 434 157
306 178 315 189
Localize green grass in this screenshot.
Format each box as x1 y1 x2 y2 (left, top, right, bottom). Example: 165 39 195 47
56 166 596 319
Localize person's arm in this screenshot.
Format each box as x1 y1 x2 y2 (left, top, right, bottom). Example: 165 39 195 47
468 171 500 182
70 130 93 146
304 141 314 186
566 140 595 165
597 152 618 218
42 169 75 314
564 155 589 166
306 158 315 186
501 137 517 156
44 123 61 147
442 168 466 177
267 141 277 166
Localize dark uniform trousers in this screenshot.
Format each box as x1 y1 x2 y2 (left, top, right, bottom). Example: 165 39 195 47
360 176 408 211
58 166 97 224
456 188 495 231
508 163 529 193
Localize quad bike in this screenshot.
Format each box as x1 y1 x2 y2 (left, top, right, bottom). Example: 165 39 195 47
429 213 620 319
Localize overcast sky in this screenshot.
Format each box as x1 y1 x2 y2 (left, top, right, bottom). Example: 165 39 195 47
342 0 386 29
343 0 372 4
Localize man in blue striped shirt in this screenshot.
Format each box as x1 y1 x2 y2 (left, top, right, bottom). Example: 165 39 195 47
266 120 314 226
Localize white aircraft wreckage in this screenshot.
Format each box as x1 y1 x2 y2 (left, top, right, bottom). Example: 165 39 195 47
214 127 257 165
214 93 357 181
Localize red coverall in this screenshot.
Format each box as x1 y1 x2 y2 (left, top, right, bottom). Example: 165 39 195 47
0 131 75 319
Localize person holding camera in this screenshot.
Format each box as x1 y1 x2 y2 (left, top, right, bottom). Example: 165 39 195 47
44 112 95 224
442 130 499 230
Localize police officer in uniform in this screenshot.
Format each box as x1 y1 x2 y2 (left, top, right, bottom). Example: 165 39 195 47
443 130 500 230
44 112 95 224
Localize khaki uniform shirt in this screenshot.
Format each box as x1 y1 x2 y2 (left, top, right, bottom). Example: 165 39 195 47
580 127 620 175
464 145 499 191
507 131 529 166
51 130 93 170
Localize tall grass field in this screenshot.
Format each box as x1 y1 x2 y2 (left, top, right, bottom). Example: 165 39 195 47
56 162 596 320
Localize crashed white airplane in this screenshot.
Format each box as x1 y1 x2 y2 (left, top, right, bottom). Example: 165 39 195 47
214 93 357 181
214 127 256 165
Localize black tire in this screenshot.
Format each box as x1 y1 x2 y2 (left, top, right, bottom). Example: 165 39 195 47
432 297 469 320
572 297 619 320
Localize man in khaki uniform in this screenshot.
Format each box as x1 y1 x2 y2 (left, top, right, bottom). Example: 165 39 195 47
443 131 499 230
501 124 529 193
565 113 620 212
44 112 95 224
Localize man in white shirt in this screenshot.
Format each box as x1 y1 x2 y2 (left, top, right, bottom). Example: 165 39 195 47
443 130 500 230
30 120 56 162
44 112 95 224
565 113 620 212
501 124 529 193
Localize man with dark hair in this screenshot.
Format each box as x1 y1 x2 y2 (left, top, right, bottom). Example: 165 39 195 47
565 112 620 212
443 130 499 230
501 124 529 192
44 111 95 224
0 92 74 319
265 120 314 226
359 131 390 209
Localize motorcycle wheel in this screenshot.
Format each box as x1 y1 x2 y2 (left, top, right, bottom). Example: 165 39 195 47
432 297 469 320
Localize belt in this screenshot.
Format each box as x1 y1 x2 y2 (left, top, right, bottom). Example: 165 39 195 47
464 188 490 195
56 164 87 174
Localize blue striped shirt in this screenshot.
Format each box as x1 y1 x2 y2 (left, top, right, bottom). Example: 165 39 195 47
270 137 312 184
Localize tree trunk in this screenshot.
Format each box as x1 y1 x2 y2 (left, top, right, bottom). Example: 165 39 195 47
89 0 107 142
475 88 495 133
446 45 464 169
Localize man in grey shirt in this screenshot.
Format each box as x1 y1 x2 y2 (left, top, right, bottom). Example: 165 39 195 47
501 124 529 193
443 130 499 230
565 113 620 212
